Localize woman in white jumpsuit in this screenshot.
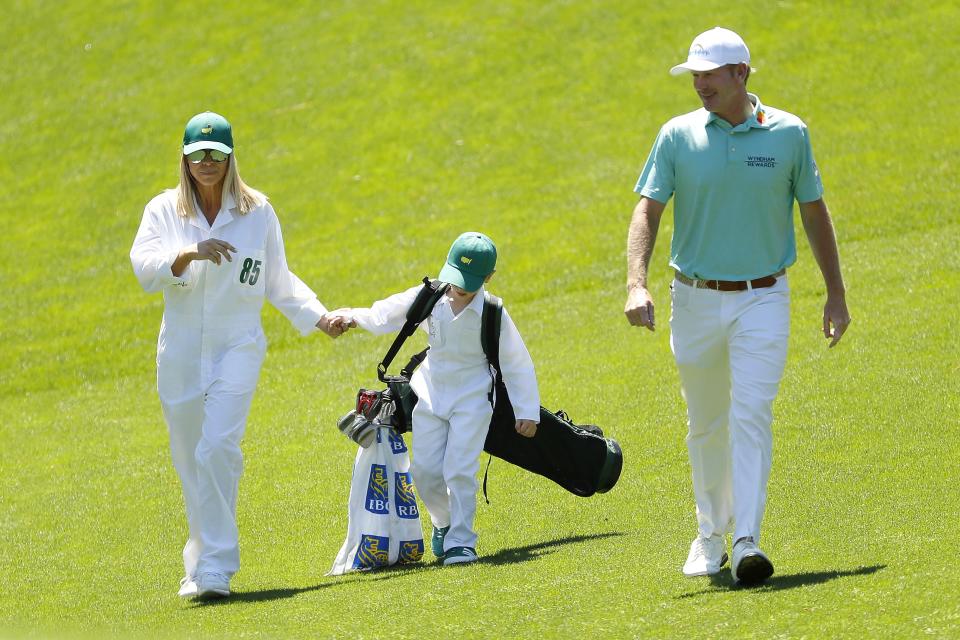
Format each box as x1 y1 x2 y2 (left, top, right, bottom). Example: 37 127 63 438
130 112 344 599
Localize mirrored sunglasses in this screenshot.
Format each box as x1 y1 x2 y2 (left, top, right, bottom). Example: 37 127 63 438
186 149 229 163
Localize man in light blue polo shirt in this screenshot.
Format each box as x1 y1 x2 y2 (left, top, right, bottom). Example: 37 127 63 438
624 27 850 586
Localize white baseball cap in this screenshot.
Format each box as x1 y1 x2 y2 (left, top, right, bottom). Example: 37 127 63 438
669 27 755 76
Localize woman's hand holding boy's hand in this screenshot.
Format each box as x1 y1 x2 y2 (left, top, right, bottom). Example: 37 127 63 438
316 311 354 339
327 308 358 329
316 314 343 338
515 419 538 438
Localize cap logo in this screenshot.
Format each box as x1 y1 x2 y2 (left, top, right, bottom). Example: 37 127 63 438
460 256 473 265
201 125 213 134
690 44 708 58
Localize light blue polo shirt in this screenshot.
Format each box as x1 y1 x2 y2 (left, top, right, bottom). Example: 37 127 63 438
635 93 823 280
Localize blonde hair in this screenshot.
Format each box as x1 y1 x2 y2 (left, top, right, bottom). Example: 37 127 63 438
175 151 266 218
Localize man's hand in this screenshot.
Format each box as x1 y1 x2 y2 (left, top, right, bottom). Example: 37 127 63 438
625 196 664 331
624 285 656 331
823 294 851 347
515 419 538 438
798 198 850 348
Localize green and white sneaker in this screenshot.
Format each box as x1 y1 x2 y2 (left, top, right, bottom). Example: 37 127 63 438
443 546 479 566
431 526 450 558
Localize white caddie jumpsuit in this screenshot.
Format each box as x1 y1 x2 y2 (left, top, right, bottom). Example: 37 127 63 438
130 189 326 580
351 285 539 552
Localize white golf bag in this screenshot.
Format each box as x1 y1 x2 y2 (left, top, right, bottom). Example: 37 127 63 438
329 425 424 575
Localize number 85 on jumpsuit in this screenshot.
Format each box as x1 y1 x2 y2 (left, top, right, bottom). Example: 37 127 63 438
130 111 332 598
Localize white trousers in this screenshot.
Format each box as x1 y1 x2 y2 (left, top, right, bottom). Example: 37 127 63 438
669 275 790 544
162 379 257 580
410 391 492 552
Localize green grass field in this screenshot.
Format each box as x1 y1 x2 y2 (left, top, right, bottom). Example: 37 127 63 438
2 1 958 638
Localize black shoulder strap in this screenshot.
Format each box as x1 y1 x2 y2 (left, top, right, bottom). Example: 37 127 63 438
479 291 503 505
378 277 449 382
481 291 503 377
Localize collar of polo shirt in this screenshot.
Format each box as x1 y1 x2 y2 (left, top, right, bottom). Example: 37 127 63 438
705 93 771 131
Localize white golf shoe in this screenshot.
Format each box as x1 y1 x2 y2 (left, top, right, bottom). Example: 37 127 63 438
682 534 728 577
731 537 774 585
177 575 198 598
196 572 231 599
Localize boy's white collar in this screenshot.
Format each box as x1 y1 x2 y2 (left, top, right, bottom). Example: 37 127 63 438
444 285 487 314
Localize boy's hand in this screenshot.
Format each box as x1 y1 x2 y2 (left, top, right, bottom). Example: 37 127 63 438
327 308 358 329
515 419 538 438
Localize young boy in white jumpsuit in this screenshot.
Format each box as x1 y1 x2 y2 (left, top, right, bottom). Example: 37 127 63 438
335 232 539 565
130 112 344 598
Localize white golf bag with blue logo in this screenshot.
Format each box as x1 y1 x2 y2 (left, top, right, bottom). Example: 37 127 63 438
329 426 425 575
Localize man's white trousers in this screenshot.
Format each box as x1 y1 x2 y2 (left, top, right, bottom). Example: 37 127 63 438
670 276 790 544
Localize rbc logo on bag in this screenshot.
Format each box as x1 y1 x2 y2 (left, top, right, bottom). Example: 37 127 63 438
365 464 389 514
388 430 407 454
394 471 418 519
398 539 424 564
352 534 390 570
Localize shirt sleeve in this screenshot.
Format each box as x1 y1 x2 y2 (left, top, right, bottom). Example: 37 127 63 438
349 285 421 335
129 199 192 293
793 123 825 204
264 206 328 336
634 123 675 204
498 306 540 422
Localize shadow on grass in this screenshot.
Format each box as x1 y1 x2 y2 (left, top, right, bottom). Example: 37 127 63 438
676 564 886 598
481 531 627 567
187 569 410 608
189 531 627 607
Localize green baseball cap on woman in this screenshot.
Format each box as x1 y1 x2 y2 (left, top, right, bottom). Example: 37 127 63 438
438 232 497 292
183 111 233 155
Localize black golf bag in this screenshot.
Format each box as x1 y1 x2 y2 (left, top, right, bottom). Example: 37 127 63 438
351 278 623 498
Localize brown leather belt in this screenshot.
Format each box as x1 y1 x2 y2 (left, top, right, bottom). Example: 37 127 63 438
675 269 785 291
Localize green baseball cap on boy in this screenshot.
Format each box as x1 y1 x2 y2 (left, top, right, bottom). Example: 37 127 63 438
183 111 234 155
438 232 497 292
